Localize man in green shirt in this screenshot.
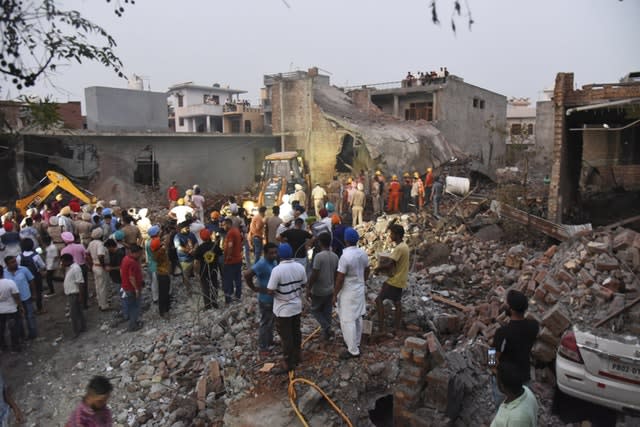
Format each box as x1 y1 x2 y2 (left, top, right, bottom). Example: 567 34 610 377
374 224 409 334
491 361 538 427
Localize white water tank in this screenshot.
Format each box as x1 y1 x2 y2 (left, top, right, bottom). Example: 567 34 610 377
127 74 144 90
445 176 470 196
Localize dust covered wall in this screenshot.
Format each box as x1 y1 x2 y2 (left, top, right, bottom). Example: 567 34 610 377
533 100 554 176
271 77 343 186
23 133 279 205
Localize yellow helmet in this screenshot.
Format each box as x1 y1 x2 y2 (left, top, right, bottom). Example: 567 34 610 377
427 167 432 172
347 177 353 184
177 198 185 206
403 172 410 178
55 194 63 201
413 172 420 179
391 174 398 180
375 170 382 176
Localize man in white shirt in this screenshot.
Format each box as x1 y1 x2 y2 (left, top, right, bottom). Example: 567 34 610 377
333 227 370 359
61 253 86 338
191 187 205 223
0 266 23 352
266 243 306 374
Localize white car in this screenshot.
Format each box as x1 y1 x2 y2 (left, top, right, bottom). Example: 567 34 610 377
556 326 640 414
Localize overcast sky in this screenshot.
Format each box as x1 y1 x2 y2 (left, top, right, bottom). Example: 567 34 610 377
7 0 640 108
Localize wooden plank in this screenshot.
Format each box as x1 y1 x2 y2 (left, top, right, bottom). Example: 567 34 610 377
602 214 640 231
431 293 472 312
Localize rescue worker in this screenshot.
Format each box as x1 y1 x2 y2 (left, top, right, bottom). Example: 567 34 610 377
424 167 434 208
371 170 385 217
411 172 425 212
400 172 412 213
351 183 366 227
387 175 401 213
311 183 327 216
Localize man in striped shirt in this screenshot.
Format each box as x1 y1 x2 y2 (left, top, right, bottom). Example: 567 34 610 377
266 243 306 374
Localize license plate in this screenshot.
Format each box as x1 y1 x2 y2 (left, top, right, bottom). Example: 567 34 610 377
608 359 640 381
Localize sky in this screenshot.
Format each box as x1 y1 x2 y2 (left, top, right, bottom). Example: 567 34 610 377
5 0 640 109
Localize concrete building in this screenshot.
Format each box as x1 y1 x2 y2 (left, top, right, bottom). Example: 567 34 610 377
0 100 83 130
85 86 168 132
263 68 463 185
548 72 640 224
168 82 262 134
350 75 507 178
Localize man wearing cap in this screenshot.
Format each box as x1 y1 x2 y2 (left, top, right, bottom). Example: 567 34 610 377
145 226 161 304
350 183 366 227
87 228 109 311
387 175 401 213
374 224 410 334
491 290 539 405
61 232 89 309
266 243 306 373
333 227 370 359
194 228 222 310
265 206 282 245
74 212 93 247
424 168 434 208
311 183 327 216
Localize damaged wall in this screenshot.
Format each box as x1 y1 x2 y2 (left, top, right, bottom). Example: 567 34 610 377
19 132 279 205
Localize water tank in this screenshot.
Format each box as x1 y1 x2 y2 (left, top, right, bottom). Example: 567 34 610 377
445 176 470 196
127 74 144 90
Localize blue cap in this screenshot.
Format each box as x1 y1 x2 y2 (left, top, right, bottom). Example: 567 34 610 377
344 227 359 244
325 202 335 213
102 208 112 216
148 225 160 237
278 243 293 259
114 230 125 241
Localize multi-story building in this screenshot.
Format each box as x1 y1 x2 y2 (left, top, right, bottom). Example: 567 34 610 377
168 82 263 134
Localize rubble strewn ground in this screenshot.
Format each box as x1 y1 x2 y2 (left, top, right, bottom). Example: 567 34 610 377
1 188 639 426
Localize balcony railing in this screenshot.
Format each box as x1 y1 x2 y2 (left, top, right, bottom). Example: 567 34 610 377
223 104 262 114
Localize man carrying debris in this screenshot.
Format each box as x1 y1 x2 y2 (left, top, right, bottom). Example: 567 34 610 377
244 242 279 357
67 376 113 427
334 228 370 359
307 233 339 341
267 243 306 373
374 224 410 334
491 289 539 406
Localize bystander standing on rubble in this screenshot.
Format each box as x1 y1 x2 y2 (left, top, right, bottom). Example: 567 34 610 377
267 243 306 374
411 172 424 212
191 187 205 223
244 242 278 357
374 224 410 334
61 232 89 309
334 227 370 359
169 199 194 225
0 370 25 425
75 212 93 247
120 244 144 332
184 189 193 207
104 239 126 321
430 175 444 217
206 211 222 234
249 206 266 265
19 217 40 251
491 290 539 406
61 253 86 338
3 255 37 340
19 239 46 314
331 214 347 258
43 234 58 295
275 214 293 242
265 206 282 245
371 171 385 216
400 172 412 213
136 208 151 241
351 183 366 227
279 218 313 269
0 265 23 352
144 226 160 304
291 184 307 210
167 181 179 209
311 183 327 216
490 361 538 427
150 234 171 318
66 376 113 427
194 229 222 310
423 167 433 208
307 233 338 341
174 222 197 296
121 215 141 249
327 176 342 214
100 208 113 237
59 206 75 235
87 228 110 311
222 218 243 304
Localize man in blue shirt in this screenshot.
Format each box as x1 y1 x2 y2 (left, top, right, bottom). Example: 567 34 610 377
3 256 37 339
243 243 278 357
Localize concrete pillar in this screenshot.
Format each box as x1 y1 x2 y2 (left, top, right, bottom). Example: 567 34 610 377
393 95 400 119
191 118 196 132
206 115 211 132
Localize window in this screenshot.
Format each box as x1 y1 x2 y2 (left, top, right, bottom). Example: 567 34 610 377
405 102 433 121
204 94 219 105
473 98 479 108
179 118 184 127
511 123 522 136
479 100 485 109
244 120 252 133
177 94 184 107
527 124 534 135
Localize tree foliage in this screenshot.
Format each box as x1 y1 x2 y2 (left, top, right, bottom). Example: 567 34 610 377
0 0 133 90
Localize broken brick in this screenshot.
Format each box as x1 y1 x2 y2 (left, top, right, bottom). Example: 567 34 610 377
405 337 427 352
595 254 619 271
555 269 575 285
538 327 560 346
541 303 571 336
577 269 594 287
542 278 562 295
466 320 486 338
587 241 608 254
613 229 640 251
544 245 558 259
602 277 622 293
533 286 547 302
534 269 547 284
425 332 446 369
593 285 614 302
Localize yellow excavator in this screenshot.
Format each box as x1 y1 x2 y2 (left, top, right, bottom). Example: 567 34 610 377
15 170 97 215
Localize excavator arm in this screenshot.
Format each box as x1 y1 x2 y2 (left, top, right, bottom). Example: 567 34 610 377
15 170 97 215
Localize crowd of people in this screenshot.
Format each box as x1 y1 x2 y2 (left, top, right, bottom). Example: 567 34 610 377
404 67 450 87
0 170 539 426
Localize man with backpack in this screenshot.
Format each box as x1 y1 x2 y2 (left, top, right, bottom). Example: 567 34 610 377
19 239 46 314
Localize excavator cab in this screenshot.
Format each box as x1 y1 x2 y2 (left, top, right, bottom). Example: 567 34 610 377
15 170 97 215
257 151 309 209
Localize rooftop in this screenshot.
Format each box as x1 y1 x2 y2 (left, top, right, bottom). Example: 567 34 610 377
168 82 247 95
